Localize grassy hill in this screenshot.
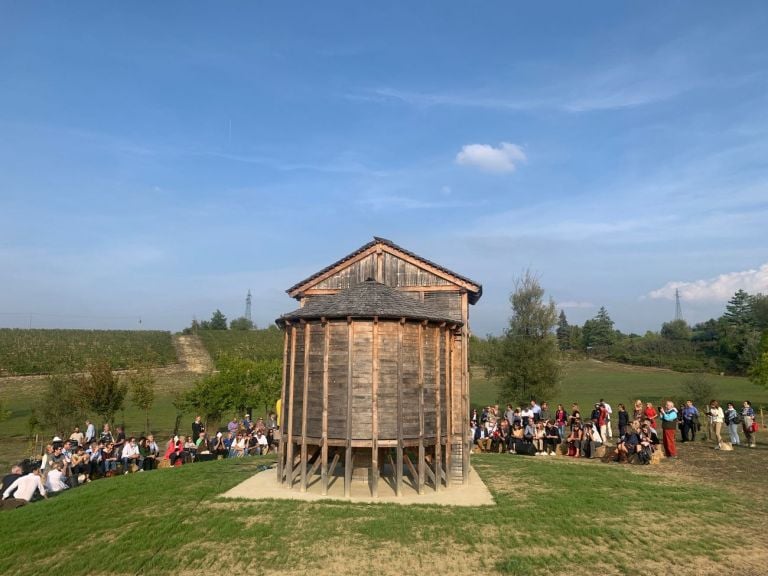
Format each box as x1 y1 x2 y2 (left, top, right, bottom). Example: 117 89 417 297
472 359 768 412
0 329 176 376
0 451 765 575
196 327 283 367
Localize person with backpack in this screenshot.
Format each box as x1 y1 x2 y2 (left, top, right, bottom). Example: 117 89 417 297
724 403 741 446
742 401 756 448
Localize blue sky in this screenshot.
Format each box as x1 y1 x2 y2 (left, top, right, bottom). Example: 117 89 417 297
1 2 767 335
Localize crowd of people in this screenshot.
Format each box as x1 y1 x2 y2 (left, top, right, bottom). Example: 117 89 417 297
471 397 760 464
1 412 279 509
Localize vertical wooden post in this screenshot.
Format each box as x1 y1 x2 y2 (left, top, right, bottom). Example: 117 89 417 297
376 248 383 283
277 326 290 483
285 325 298 489
371 318 379 497
300 321 311 492
418 321 425 495
434 324 442 492
345 318 354 498
321 319 330 495
444 326 452 488
461 293 470 485
396 319 404 497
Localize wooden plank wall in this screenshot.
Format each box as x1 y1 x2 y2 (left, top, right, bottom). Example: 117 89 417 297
351 322 373 440
327 323 349 438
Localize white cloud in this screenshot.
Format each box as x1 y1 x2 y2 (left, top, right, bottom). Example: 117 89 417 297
559 301 596 309
649 263 768 302
455 142 527 173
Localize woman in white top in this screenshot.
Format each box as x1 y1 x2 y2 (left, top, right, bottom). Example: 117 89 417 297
707 400 724 447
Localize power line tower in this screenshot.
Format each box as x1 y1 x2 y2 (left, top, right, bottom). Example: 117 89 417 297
674 288 683 321
244 289 252 322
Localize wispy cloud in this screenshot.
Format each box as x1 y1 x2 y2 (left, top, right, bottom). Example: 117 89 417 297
649 263 768 302
356 194 474 211
456 142 527 173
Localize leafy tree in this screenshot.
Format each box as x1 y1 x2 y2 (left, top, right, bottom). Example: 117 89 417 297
748 332 768 388
661 319 692 341
556 310 571 351
680 373 718 409
489 272 561 405
35 372 85 436
78 360 128 427
209 309 228 330
750 294 768 331
582 306 616 348
128 367 156 434
230 316 255 331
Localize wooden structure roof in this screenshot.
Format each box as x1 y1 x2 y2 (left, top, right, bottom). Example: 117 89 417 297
277 279 463 326
286 237 483 305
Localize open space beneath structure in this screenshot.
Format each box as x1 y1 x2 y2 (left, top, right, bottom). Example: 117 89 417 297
222 464 494 506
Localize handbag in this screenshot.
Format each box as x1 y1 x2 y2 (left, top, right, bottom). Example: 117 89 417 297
751 422 759 433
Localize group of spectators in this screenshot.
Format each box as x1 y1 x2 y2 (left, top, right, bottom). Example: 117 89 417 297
1 412 279 510
470 397 760 465
471 399 614 459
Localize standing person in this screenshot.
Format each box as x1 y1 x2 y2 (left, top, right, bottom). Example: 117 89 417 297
99 423 114 445
617 404 629 438
632 400 644 421
601 399 613 439
69 426 85 447
742 401 756 448
724 403 741 446
597 403 608 444
659 400 678 458
192 416 205 443
85 420 96 444
706 400 724 448
539 402 551 423
681 401 699 442
555 404 568 439
643 402 658 429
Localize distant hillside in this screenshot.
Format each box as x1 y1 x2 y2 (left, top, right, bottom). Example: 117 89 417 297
0 329 176 376
197 326 283 367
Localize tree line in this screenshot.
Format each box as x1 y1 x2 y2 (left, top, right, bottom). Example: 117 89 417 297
471 278 768 408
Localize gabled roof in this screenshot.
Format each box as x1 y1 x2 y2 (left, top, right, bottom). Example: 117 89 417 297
286 236 482 304
277 280 462 326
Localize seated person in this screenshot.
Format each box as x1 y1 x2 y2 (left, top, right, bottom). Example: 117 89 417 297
523 421 536 443
255 430 269 455
509 422 525 453
543 421 560 455
580 422 603 458
533 422 546 454
566 421 583 457
45 463 69 493
121 437 144 473
70 446 90 484
230 434 247 458
473 422 490 452
102 442 118 474
615 422 641 463
195 432 211 454
213 432 229 458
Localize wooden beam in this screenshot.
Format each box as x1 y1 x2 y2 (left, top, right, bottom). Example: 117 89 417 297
371 318 379 498
434 325 441 493
321 320 330 495
396 320 404 497
461 292 470 485
307 446 323 479
418 322 425 495
376 247 383 283
277 327 289 483
285 325 297 489
403 452 418 484
300 322 311 493
444 327 452 488
345 319 354 498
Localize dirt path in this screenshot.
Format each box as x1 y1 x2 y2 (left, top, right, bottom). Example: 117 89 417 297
173 334 213 374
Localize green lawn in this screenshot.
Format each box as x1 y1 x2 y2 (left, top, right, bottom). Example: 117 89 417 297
472 359 768 413
0 454 763 575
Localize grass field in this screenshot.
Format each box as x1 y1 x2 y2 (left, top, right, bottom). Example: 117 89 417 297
1 359 767 472
0 329 176 376
471 359 768 413
0 448 765 575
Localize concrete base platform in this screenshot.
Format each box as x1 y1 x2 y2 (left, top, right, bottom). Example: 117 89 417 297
221 466 494 506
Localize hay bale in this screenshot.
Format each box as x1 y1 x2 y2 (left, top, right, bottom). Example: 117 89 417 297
650 449 666 465
158 458 171 469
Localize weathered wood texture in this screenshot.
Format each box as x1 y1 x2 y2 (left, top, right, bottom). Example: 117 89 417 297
284 319 451 443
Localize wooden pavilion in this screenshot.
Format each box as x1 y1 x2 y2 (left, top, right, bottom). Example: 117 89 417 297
275 237 482 497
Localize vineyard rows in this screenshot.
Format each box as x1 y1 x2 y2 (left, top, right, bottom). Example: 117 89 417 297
0 329 176 376
197 327 283 367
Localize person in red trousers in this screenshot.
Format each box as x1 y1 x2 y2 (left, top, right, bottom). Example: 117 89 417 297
659 400 678 458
